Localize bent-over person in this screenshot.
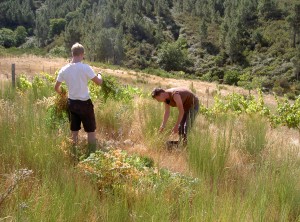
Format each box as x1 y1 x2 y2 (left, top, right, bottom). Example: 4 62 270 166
151 87 199 145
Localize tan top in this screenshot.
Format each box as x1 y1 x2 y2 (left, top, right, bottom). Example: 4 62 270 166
165 88 199 112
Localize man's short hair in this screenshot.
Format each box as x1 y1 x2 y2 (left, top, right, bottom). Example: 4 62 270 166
71 43 84 56
151 88 165 98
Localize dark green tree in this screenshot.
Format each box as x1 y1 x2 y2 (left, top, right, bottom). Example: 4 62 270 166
157 38 191 71
287 4 300 48
35 4 49 47
14 26 28 46
49 18 66 39
258 0 282 20
199 19 208 44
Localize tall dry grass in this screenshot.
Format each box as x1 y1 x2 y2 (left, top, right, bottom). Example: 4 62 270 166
0 82 299 221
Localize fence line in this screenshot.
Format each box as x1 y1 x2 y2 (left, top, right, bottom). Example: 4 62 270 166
0 63 60 87
0 63 59 75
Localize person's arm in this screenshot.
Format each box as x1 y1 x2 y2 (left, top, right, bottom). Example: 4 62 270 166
54 81 62 94
91 73 103 85
159 103 170 132
172 93 184 134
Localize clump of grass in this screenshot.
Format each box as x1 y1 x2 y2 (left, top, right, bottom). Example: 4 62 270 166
240 115 268 159
96 100 134 139
137 99 177 150
187 117 232 181
0 80 16 101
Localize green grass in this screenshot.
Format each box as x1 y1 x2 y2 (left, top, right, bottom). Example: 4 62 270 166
137 98 178 150
187 116 232 181
1 83 300 221
95 100 134 139
0 46 47 57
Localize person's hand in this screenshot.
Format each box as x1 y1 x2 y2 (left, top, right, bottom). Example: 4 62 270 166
159 126 165 132
171 126 179 134
60 86 67 96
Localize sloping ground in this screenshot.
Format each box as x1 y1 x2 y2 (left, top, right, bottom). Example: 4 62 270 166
1 55 299 174
0 55 277 106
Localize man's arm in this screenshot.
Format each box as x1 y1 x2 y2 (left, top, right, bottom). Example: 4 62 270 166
91 73 103 85
54 81 62 94
172 93 184 134
160 104 170 132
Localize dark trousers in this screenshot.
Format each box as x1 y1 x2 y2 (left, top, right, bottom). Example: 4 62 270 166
178 101 199 142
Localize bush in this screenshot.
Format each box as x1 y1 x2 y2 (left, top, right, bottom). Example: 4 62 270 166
261 77 274 91
285 92 296 100
157 38 192 72
223 70 240 85
0 28 15 47
278 78 291 89
49 18 66 39
49 46 67 57
14 26 28 46
273 86 284 96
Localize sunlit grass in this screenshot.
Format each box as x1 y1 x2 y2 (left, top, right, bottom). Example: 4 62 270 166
0 83 300 221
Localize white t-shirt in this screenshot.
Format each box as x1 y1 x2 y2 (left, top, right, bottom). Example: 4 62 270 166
57 62 96 100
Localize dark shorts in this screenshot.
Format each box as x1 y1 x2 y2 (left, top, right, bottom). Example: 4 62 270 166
68 99 96 132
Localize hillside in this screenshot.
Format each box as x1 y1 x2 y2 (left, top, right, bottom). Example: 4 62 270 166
1 55 300 220
0 0 300 96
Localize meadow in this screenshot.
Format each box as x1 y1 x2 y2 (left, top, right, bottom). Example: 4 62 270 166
0 64 300 222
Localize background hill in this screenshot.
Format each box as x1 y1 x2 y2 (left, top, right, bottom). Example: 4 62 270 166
1 0 300 96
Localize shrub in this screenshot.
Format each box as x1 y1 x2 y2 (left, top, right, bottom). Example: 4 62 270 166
261 77 274 91
14 26 28 46
49 18 66 39
224 70 240 85
285 92 296 100
273 86 284 96
157 38 192 72
49 46 67 57
0 28 15 47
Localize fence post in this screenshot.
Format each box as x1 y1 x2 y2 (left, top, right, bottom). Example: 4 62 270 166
12 64 15 88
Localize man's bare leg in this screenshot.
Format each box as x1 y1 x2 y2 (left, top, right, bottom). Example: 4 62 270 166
87 132 97 155
71 131 79 144
70 131 79 160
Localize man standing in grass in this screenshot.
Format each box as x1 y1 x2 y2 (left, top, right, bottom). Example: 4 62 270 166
55 43 102 155
151 87 199 145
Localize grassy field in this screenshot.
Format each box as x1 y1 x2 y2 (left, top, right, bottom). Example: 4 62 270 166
0 60 300 221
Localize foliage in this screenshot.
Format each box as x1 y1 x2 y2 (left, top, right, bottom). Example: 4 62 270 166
17 74 32 91
48 46 67 57
0 28 15 47
98 75 143 103
223 70 240 85
45 95 69 129
78 149 197 193
270 95 300 129
49 18 66 39
157 38 192 72
200 88 300 130
14 26 27 46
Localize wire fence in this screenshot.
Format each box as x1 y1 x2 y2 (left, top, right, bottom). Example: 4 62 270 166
0 62 60 86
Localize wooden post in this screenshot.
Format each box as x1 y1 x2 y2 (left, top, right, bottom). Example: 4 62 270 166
12 64 15 88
